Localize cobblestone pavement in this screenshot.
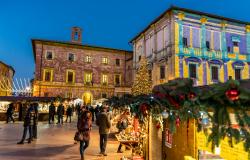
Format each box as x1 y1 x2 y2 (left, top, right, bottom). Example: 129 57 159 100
0 117 131 160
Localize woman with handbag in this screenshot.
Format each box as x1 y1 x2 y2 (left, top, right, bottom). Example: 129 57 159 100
76 109 92 160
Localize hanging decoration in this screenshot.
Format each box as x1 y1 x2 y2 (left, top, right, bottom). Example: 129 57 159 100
225 89 240 101
176 117 180 127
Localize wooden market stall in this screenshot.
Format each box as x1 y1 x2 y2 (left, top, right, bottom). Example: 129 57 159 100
152 79 250 160
0 96 56 121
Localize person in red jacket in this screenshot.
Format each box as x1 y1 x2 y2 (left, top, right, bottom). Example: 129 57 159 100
77 109 92 160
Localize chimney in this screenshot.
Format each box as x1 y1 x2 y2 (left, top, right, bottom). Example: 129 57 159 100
71 27 82 44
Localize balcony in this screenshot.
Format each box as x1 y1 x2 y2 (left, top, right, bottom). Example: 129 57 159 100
182 47 223 60
181 46 250 62
206 50 222 59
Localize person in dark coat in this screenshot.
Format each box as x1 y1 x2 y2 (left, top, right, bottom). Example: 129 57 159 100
89 105 95 122
96 105 111 156
77 109 92 160
17 104 34 144
6 103 15 123
65 105 73 123
32 103 39 139
76 103 81 116
94 105 100 121
48 102 56 124
57 103 64 124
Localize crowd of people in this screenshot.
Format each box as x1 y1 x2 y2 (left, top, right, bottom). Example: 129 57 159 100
5 102 131 160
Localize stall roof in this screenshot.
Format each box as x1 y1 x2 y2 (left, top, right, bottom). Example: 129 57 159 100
0 96 56 102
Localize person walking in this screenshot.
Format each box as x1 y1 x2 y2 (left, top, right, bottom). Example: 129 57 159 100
32 103 39 139
89 105 95 122
65 105 73 123
57 103 64 124
17 104 34 144
6 103 15 123
94 105 100 121
96 105 111 156
77 109 92 160
48 102 56 124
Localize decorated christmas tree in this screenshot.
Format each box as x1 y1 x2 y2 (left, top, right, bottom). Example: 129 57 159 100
131 56 152 96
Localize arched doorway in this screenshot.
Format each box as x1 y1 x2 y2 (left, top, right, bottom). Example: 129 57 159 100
82 92 93 105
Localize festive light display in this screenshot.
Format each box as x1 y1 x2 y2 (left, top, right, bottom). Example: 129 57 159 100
131 56 152 96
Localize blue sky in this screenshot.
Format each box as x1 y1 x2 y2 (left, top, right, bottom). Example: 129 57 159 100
0 0 250 79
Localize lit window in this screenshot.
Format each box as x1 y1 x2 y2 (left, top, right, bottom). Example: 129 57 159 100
85 56 92 63
115 74 121 86
68 53 75 61
67 70 75 83
189 64 197 79
235 68 241 80
116 59 120 66
43 69 53 82
183 37 188 47
102 57 108 64
160 66 165 79
46 51 53 60
211 66 219 81
102 74 108 85
84 73 92 84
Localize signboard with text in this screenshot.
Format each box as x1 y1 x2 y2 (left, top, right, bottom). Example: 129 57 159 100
165 128 172 148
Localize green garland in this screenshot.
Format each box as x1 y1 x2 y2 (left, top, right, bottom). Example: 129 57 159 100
105 78 250 152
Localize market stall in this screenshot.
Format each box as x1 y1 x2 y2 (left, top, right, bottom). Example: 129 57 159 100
107 78 250 160
0 96 56 121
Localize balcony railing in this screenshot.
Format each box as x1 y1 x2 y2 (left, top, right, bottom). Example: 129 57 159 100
180 47 249 61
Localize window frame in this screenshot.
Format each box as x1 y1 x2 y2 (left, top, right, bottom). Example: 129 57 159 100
68 53 75 61
188 63 197 79
102 57 108 64
115 59 120 66
183 37 188 48
160 66 166 79
114 74 121 86
234 68 242 80
206 41 210 51
101 73 108 85
45 51 54 60
84 72 92 84
85 55 92 63
101 93 107 98
43 69 53 82
66 70 75 83
211 65 219 81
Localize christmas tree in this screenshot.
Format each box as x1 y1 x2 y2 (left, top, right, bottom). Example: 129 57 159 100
131 56 152 96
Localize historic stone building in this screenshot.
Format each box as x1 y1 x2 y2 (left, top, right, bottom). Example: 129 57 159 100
32 27 133 104
131 6 250 87
0 61 15 96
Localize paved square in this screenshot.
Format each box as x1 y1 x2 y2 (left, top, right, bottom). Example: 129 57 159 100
0 118 131 160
